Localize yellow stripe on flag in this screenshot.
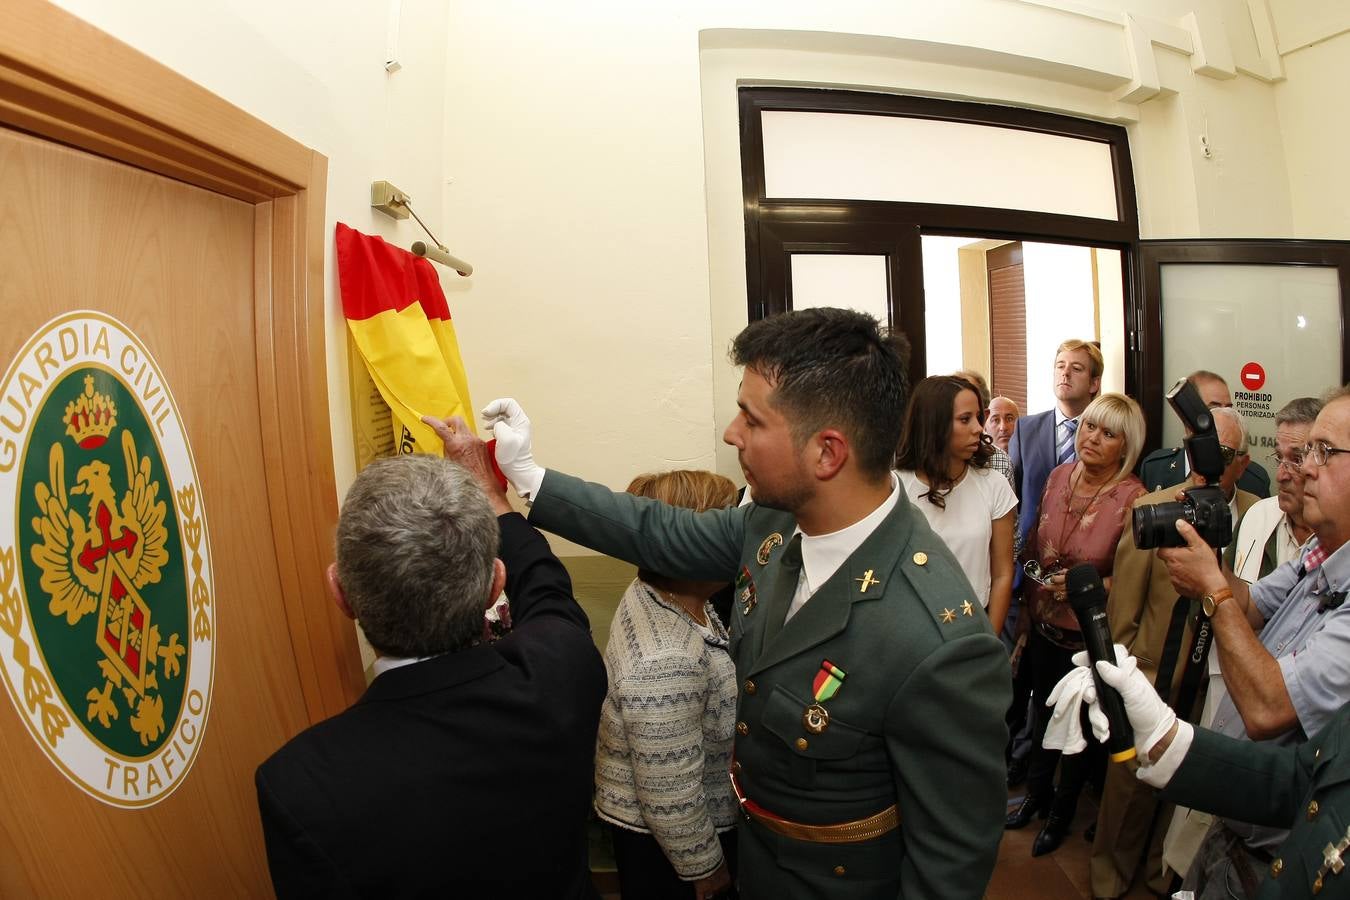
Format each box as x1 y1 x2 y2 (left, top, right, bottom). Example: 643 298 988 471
337 223 476 459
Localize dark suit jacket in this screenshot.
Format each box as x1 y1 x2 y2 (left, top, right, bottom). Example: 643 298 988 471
531 471 1010 900
1138 446 1272 499
255 513 607 900
1166 701 1350 898
1009 408 1059 546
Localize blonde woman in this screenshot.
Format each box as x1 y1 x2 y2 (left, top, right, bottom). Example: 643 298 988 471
1007 392 1146 857
595 470 739 900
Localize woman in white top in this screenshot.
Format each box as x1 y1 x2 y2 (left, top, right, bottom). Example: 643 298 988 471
896 375 1018 633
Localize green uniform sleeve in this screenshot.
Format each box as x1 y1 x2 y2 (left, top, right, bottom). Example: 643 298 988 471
529 469 746 582
1165 724 1319 829
885 632 1010 899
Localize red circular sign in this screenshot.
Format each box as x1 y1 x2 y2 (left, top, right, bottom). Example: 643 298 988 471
1240 361 1266 392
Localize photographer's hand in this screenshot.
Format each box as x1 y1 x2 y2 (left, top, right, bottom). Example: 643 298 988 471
1158 521 1257 626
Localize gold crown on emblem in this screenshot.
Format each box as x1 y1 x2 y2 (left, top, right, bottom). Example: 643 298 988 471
64 374 118 449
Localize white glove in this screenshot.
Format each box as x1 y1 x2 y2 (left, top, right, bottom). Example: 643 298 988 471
1093 648 1178 762
480 398 545 501
1043 660 1108 754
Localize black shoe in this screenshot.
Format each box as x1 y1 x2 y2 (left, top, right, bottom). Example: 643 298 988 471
1005 793 1047 830
1084 821 1097 842
1007 756 1029 788
1032 815 1069 857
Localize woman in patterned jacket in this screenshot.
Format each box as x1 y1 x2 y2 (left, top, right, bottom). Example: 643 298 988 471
595 470 740 900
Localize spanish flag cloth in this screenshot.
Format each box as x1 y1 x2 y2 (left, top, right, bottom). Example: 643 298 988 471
336 223 475 454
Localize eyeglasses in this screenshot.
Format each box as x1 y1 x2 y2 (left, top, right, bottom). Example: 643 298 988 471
1266 450 1306 472
1301 440 1350 468
1218 444 1241 466
1023 559 1064 587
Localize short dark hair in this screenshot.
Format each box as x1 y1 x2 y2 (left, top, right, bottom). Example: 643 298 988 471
1277 396 1324 426
896 375 994 508
336 455 499 658
731 308 910 478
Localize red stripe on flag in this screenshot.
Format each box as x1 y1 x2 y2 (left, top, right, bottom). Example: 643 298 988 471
337 223 426 321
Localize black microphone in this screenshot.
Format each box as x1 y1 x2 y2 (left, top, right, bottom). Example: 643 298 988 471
1066 563 1136 762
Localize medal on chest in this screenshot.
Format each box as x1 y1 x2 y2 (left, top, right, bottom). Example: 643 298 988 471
804 659 846 734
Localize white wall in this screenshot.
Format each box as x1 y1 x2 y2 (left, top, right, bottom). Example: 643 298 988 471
48 0 1347 555
1274 29 1350 238
48 0 454 497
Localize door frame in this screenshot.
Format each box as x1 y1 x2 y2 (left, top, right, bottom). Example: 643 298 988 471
0 0 362 722
739 86 1141 391
1137 239 1350 450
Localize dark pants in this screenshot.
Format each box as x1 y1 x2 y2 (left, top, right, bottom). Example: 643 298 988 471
610 825 738 900
1025 628 1101 821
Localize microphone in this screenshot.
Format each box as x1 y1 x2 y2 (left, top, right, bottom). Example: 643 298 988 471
1066 563 1136 762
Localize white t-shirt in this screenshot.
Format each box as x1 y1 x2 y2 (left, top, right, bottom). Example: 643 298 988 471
899 466 1019 607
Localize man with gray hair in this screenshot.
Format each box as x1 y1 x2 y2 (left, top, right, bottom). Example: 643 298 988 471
1161 396 1324 880
256 445 606 899
1152 385 1350 897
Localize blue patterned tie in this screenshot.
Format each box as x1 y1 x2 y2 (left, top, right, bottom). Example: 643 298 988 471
1056 418 1078 465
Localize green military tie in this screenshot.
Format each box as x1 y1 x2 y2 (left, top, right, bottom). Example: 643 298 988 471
762 533 803 645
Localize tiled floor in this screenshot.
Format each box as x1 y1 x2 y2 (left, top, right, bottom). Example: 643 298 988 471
992 787 1163 900
597 788 1167 900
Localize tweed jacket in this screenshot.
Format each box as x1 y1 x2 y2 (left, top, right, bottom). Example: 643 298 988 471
531 470 1010 900
594 578 738 880
1164 701 1350 898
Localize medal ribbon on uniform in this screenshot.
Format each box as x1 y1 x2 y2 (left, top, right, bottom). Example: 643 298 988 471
812 660 846 702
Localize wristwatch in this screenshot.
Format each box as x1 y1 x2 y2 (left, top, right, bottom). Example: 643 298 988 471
1201 587 1233 617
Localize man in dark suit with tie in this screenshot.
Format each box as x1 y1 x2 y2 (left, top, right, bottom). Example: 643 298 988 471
479 308 1010 899
255 450 607 900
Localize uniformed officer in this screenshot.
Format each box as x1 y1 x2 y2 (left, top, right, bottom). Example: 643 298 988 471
1138 369 1271 498
1052 649 1350 898
466 309 1011 899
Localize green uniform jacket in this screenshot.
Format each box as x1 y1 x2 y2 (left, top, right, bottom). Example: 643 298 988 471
1138 446 1271 499
1166 702 1350 898
531 471 1010 899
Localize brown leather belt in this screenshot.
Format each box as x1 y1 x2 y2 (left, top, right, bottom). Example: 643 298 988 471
730 769 898 843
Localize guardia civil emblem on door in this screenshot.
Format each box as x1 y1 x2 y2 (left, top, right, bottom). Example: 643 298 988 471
0 312 215 807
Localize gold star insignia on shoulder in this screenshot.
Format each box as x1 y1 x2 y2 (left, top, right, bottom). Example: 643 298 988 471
855 569 881 593
961 600 974 617
940 607 956 624
756 533 783 565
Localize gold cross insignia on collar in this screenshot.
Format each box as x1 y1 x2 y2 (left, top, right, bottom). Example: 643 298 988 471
940 608 956 624
855 570 881 593
961 600 974 617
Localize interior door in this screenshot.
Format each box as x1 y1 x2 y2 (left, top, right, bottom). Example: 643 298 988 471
0 126 314 896
755 218 925 386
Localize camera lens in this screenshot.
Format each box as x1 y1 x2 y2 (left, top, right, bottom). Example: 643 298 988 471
1132 501 1191 550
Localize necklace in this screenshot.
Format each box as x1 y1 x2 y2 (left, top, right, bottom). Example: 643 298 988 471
652 584 709 628
1060 464 1110 542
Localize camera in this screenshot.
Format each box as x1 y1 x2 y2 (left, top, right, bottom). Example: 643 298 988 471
1132 378 1233 550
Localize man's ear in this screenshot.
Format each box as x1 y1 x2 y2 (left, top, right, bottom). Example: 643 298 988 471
484 558 507 610
326 562 356 620
813 429 851 480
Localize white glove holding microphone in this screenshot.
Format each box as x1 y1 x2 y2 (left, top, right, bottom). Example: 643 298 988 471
1045 644 1189 785
480 399 545 501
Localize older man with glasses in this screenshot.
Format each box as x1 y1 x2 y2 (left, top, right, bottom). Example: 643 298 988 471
1149 386 1350 899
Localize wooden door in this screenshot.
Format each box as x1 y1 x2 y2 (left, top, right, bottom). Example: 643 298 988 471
0 4 362 896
